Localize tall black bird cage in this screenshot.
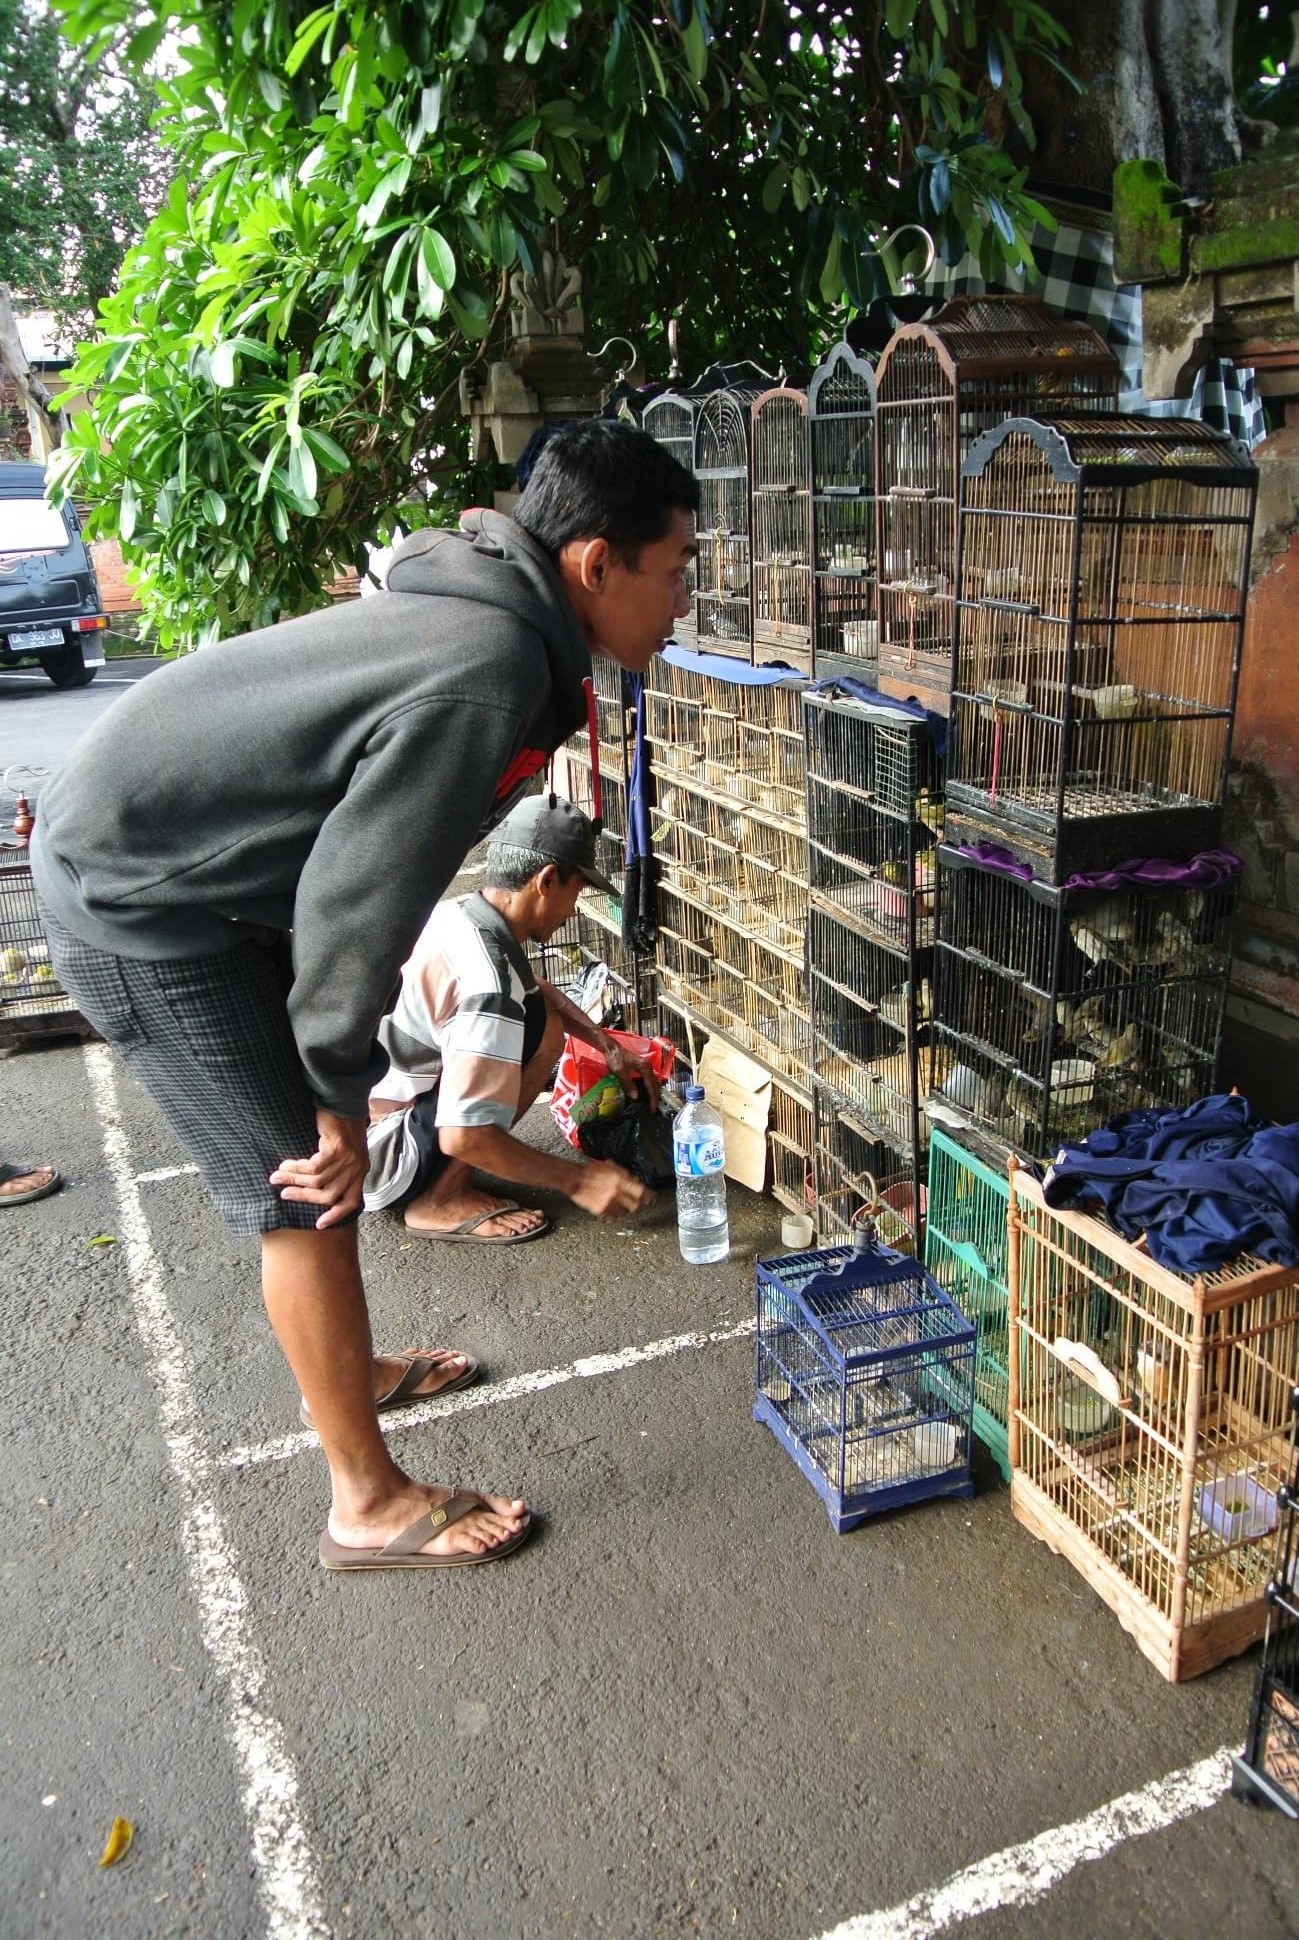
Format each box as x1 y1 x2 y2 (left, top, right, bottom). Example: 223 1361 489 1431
642 390 699 649
693 386 762 659
750 385 813 673
808 339 877 680
930 844 1241 1162
873 297 1118 716
947 416 1258 883
804 687 945 1233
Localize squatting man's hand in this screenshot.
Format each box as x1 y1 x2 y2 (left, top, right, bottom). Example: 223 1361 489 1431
602 1037 661 1112
570 1157 655 1220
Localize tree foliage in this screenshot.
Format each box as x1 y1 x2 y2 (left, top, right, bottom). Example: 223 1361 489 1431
0 0 166 327
50 0 1071 647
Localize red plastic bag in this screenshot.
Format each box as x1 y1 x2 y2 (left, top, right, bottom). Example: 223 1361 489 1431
549 1031 676 1148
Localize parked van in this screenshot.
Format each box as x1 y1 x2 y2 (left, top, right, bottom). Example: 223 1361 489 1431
0 462 107 688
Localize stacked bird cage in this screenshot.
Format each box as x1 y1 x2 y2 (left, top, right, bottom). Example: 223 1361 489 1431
947 417 1256 880
930 846 1241 1163
923 1126 1012 1478
872 297 1118 715
804 686 944 1238
1008 1162 1299 1681
808 340 877 680
0 843 90 1051
642 390 699 649
750 386 813 673
693 387 762 658
1233 1386 1299 1816
812 1086 924 1255
755 1236 976 1531
647 651 812 1090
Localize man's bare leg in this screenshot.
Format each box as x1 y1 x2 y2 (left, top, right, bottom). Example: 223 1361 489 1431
403 1003 566 1238
262 1225 527 1558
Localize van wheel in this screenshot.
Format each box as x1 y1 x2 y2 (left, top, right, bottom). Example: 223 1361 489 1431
45 646 97 689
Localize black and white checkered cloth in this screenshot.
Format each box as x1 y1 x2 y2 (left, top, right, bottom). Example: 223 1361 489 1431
920 219 1267 448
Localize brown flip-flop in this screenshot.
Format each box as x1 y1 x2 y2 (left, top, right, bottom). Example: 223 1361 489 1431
405 1199 552 1245
319 1495 534 1571
0 1162 61 1207
299 1350 481 1429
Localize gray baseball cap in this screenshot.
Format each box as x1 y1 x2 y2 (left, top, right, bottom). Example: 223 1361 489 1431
490 793 618 897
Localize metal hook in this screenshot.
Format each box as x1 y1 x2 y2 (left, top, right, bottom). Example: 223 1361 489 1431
666 318 683 383
866 223 937 295
591 336 638 381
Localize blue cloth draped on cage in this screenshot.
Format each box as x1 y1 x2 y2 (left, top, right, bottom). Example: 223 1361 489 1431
1043 1093 1299 1275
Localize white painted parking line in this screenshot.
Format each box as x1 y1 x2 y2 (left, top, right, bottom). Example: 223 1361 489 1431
814 1746 1234 1940
217 1317 758 1470
134 1162 201 1183
86 1044 331 1940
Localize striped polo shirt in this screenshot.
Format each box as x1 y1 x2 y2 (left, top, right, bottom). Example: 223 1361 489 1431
374 892 543 1130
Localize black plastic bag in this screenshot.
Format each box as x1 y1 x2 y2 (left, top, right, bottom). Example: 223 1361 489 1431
577 1093 676 1188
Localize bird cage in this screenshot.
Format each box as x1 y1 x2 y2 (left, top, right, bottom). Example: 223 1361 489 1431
873 297 1118 716
924 1126 1013 1479
755 1238 976 1530
643 391 699 648
813 1085 923 1254
1233 1386 1299 1814
0 846 90 1051
1008 1162 1299 1681
949 416 1257 883
931 845 1240 1162
750 387 812 672
770 1077 815 1216
808 341 877 677
693 386 762 658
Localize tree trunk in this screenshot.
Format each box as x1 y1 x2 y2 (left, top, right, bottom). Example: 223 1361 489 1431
1024 0 1241 196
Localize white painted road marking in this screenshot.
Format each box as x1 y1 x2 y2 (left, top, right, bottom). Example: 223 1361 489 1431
134 1162 201 1183
217 1317 758 1470
815 1746 1234 1940
87 1045 331 1940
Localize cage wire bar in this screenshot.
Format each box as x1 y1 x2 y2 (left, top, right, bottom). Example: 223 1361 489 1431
804 688 943 1203
873 297 1119 717
923 1126 1013 1477
930 845 1240 1162
1233 1386 1299 1816
1008 1162 1299 1681
755 1240 976 1530
809 340 878 679
750 386 813 672
643 390 700 649
693 386 763 658
0 847 89 1050
948 416 1257 882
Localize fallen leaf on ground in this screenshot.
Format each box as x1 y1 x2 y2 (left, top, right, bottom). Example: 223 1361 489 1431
98 1817 133 1867
85 1235 117 1249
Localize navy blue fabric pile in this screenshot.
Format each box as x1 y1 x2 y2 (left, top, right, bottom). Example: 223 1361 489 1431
1043 1094 1299 1275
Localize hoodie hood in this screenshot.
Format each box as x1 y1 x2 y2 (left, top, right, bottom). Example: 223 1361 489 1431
384 509 592 717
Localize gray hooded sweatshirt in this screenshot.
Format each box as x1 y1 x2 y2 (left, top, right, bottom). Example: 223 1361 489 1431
31 511 592 1119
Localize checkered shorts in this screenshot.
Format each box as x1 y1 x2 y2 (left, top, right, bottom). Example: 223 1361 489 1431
41 907 327 1237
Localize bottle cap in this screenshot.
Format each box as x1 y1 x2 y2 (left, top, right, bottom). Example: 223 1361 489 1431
684 1083 704 1102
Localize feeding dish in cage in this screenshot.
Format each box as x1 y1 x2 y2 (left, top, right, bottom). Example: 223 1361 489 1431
1196 1474 1278 1548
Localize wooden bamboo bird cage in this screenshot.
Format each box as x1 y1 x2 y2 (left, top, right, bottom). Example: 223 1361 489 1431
693 386 762 658
750 386 813 672
873 297 1118 716
642 390 699 648
1008 1162 1299 1681
948 417 1257 883
808 340 877 679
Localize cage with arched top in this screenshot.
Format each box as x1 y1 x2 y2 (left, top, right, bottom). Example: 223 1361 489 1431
692 386 761 657
642 390 699 648
873 297 1118 715
749 386 812 672
808 341 877 678
947 416 1258 883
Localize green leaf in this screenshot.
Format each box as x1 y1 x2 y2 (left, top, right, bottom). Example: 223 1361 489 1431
288 438 318 503
203 488 227 525
256 68 285 113
210 342 238 388
420 228 456 292
85 1234 116 1249
761 163 786 215
285 6 335 78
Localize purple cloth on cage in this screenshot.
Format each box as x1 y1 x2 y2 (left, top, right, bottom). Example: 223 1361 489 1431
1060 850 1243 892
954 844 1244 892
1043 1093 1299 1273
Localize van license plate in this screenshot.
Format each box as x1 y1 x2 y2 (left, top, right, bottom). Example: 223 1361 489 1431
8 626 64 650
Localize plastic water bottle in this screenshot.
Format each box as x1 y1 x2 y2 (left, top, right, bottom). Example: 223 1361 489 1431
673 1084 729 1264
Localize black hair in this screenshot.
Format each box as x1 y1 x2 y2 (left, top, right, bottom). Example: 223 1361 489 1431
513 418 699 564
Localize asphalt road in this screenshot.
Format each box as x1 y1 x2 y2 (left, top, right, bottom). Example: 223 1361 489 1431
0 655 162 805
1 652 1295 1938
